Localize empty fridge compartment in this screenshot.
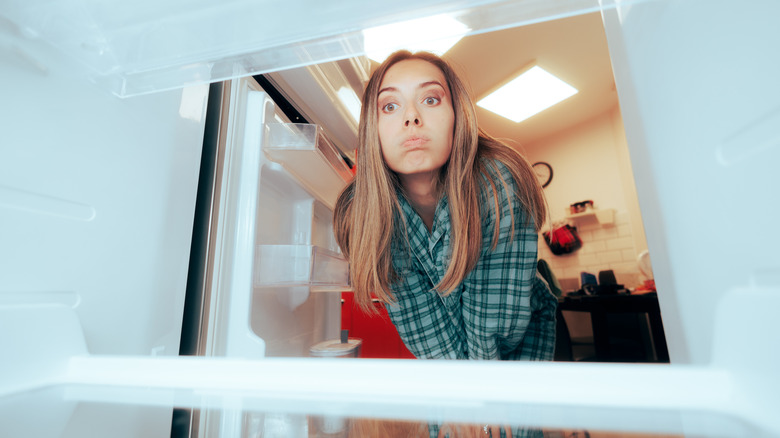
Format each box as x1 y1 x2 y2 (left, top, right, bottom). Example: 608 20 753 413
254 245 349 288
263 123 353 208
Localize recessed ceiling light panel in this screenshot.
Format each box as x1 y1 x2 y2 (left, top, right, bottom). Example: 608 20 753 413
477 65 578 123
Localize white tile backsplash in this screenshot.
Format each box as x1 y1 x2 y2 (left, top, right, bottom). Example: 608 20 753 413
564 267 583 279
588 240 607 252
598 250 623 264
578 254 599 266
539 209 641 291
606 237 633 251
612 261 639 272
593 226 618 240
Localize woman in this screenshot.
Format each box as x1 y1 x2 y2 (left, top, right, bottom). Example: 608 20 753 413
334 50 557 362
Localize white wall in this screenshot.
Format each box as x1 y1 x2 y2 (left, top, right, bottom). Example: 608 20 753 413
526 106 648 290
0 33 206 355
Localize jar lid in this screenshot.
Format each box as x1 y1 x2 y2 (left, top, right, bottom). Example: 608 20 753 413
309 338 362 357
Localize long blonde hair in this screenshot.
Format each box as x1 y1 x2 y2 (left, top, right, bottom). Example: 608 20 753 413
334 51 546 311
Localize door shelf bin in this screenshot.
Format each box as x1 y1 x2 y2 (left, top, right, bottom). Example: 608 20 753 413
263 123 353 208
254 245 349 288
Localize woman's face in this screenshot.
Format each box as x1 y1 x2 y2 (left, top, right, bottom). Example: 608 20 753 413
376 59 455 180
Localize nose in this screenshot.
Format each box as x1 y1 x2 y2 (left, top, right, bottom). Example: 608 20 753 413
404 107 421 127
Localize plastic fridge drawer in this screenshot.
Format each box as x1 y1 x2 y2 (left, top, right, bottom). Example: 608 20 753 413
263 123 353 209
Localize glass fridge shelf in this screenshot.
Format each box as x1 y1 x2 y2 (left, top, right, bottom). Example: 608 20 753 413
254 244 349 289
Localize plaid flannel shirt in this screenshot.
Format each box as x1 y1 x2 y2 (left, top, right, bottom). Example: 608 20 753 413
385 159 557 361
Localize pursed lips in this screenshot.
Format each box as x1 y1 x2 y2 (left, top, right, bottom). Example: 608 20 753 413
402 135 428 149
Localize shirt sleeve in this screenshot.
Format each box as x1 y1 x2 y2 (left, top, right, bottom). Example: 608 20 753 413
460 161 557 360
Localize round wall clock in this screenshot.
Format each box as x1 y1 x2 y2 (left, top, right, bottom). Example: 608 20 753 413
532 161 553 188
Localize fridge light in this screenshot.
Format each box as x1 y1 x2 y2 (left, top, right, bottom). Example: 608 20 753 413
362 14 469 62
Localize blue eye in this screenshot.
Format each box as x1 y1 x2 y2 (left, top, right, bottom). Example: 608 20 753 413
424 96 440 105
382 103 398 112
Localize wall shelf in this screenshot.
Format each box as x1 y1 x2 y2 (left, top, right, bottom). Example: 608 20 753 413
566 208 616 225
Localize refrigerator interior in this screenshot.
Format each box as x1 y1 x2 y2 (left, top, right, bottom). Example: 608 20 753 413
2 0 779 437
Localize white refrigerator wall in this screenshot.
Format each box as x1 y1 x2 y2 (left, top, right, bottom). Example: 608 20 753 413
0 34 207 356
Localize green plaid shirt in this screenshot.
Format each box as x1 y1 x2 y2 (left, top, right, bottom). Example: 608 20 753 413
385 159 557 361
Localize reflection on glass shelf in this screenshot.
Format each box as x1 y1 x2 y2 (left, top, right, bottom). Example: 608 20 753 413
1 383 759 438
254 245 350 288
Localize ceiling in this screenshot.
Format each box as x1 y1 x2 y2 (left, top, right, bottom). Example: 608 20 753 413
420 11 618 149
272 11 619 159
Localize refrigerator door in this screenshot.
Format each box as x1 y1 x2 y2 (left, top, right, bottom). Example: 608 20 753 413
196 76 351 360
163 75 355 437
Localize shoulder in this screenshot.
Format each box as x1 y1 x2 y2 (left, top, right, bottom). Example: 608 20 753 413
476 157 534 247
480 156 509 177
478 157 520 211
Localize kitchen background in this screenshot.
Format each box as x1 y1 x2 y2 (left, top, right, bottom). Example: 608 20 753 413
459 15 653 341
333 11 655 356
440 12 651 294
528 106 648 293
270 11 653 299
343 11 657 350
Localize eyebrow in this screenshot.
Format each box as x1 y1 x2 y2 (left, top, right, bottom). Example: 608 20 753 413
378 80 446 97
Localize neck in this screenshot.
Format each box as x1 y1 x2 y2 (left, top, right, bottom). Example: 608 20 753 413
399 172 440 231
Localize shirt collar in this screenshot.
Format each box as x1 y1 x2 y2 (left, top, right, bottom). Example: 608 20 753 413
397 190 449 249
